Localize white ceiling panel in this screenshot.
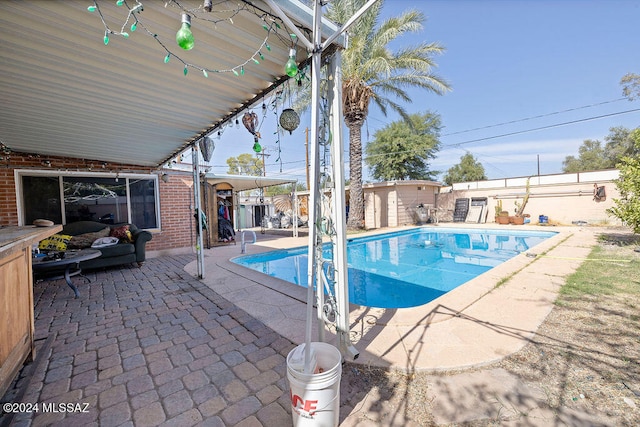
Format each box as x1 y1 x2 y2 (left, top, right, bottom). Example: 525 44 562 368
0 0 343 167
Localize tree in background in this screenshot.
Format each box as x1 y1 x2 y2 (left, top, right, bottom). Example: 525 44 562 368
608 128 640 233
604 126 640 165
442 153 487 185
365 112 442 181
226 153 263 175
264 182 307 197
562 139 610 173
562 127 639 173
326 0 450 229
621 73 640 101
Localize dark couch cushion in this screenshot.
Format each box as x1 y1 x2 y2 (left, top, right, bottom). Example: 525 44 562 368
97 243 135 258
62 221 113 236
68 227 110 249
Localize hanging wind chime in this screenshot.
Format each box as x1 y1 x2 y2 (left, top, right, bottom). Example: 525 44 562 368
242 112 262 153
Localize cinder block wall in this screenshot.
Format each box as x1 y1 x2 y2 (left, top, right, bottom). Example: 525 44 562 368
436 170 622 226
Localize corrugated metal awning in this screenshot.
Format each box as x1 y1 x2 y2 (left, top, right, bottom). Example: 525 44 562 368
0 0 343 167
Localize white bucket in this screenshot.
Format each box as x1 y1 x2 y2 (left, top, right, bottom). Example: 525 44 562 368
286 342 342 427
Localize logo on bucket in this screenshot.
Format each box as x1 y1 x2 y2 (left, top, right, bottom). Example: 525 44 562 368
290 391 318 418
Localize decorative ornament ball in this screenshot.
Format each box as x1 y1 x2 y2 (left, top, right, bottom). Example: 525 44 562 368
279 108 300 134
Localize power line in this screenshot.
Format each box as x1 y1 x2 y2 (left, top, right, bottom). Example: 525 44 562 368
441 98 627 137
365 97 629 136
360 108 640 161
443 108 640 148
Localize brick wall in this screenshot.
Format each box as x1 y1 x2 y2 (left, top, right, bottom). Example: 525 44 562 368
0 152 195 253
154 172 195 253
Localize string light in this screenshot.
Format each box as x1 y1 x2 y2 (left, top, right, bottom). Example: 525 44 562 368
285 48 298 77
176 13 194 50
87 0 298 78
88 1 141 44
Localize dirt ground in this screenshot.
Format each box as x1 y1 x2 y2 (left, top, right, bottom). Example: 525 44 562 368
339 231 640 426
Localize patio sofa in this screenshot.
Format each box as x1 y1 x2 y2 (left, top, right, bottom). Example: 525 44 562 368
60 221 152 270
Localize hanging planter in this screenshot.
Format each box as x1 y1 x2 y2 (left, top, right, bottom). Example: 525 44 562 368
279 108 300 134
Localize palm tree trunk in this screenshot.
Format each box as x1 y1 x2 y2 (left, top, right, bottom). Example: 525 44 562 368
346 120 365 230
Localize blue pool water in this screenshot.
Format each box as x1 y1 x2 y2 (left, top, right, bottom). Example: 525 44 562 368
233 227 557 309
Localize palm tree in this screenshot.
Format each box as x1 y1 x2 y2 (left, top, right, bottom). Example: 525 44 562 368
326 0 451 229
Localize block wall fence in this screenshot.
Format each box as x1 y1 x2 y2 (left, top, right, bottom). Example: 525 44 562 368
435 170 622 226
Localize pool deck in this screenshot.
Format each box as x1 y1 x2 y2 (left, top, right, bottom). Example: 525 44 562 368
2 223 610 426
187 223 597 372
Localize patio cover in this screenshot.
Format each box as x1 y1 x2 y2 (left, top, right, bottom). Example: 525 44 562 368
0 0 344 167
204 172 297 192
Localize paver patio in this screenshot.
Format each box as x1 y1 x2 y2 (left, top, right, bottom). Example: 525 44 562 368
1 255 294 427
0 225 614 426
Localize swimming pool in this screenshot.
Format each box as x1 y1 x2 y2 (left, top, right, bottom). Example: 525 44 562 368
233 227 557 309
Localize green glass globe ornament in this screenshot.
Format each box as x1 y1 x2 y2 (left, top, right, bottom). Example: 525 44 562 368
252 138 262 153
176 14 194 50
284 48 298 77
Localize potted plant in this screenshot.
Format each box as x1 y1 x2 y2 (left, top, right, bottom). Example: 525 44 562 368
510 178 530 225
495 200 510 224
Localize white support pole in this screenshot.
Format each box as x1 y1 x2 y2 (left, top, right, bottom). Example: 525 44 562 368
263 0 314 51
321 0 379 50
192 145 205 279
310 0 326 345
292 182 298 238
327 52 358 360
303 0 325 355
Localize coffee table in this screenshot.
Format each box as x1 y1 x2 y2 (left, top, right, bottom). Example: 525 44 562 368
32 249 101 298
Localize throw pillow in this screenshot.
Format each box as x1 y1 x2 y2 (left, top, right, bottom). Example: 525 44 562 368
67 227 110 249
109 225 133 243
38 234 73 251
91 236 120 248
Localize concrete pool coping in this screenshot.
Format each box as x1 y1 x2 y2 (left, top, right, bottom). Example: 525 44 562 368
186 223 598 372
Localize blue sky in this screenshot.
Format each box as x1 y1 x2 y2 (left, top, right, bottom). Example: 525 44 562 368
209 0 640 183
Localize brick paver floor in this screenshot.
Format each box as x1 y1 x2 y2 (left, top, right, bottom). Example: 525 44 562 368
1 256 295 427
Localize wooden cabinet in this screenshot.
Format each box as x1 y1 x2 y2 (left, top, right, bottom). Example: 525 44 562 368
0 225 61 397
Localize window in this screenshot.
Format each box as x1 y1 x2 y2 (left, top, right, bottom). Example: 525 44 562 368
19 171 160 230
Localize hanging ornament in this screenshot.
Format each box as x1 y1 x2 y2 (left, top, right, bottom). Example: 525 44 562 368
279 108 300 134
176 14 194 50
242 112 259 135
199 136 215 162
252 137 262 153
243 112 262 152
284 48 298 77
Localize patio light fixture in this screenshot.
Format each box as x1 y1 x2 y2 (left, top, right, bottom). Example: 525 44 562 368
284 48 298 77
176 14 194 50
87 1 299 78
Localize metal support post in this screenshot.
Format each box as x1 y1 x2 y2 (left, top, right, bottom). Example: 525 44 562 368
327 52 358 360
192 144 205 279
